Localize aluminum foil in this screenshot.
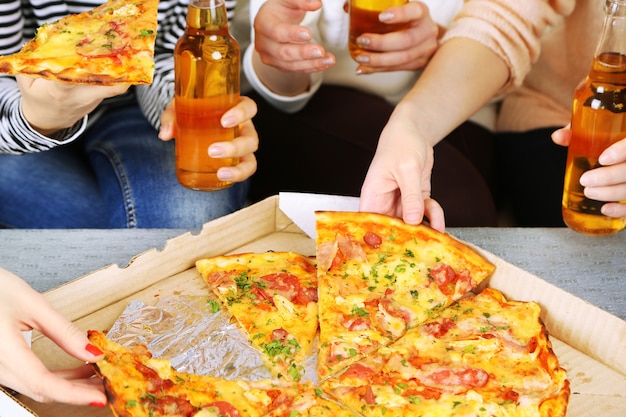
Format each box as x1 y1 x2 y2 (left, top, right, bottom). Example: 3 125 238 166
106 295 318 383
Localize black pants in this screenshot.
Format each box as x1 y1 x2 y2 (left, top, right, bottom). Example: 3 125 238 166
247 85 498 227
495 127 568 227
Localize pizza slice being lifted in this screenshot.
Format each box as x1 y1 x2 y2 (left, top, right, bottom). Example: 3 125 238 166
315 211 495 380
196 252 319 382
320 288 570 417
0 0 159 85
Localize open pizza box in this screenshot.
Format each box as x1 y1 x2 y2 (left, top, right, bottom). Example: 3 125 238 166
2 193 624 417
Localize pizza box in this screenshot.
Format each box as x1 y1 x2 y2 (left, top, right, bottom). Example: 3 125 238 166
2 193 625 417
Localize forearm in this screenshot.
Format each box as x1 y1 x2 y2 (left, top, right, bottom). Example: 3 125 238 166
396 37 509 147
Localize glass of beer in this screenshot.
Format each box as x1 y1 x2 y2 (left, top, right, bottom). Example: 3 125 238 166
348 0 408 61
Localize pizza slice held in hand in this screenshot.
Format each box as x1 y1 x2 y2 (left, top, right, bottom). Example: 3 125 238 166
315 211 495 380
196 252 319 382
320 288 570 417
0 0 159 85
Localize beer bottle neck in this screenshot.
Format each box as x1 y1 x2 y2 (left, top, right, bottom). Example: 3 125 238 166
186 0 229 33
595 0 626 64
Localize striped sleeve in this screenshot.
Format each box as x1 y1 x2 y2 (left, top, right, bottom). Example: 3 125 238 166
0 0 87 154
0 0 240 154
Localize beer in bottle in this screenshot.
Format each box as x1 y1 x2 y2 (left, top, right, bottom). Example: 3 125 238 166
562 0 626 235
174 0 240 191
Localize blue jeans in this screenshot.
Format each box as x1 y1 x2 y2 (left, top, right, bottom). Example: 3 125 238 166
0 104 249 228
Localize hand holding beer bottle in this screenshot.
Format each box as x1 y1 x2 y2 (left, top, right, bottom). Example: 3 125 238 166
174 0 240 191
562 0 626 235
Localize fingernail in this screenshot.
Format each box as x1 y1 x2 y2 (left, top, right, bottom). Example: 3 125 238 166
85 344 104 356
297 30 310 41
379 12 394 22
221 115 236 128
599 148 616 165
356 37 370 46
218 169 233 181
310 49 323 58
208 145 224 158
355 55 370 64
90 402 106 408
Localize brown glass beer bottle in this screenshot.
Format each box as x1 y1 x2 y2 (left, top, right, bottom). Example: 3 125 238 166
174 0 240 191
562 0 626 235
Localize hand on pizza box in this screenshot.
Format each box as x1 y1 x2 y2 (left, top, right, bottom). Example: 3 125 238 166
159 96 260 184
16 74 130 137
0 267 108 407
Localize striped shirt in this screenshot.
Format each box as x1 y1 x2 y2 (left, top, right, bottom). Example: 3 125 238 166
0 0 237 154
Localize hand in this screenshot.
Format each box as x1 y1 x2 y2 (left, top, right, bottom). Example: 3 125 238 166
254 0 334 74
17 75 129 136
159 96 259 183
352 1 439 74
0 268 107 406
359 104 445 231
553 126 626 218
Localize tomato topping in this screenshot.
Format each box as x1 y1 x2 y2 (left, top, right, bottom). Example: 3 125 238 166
503 389 520 403
429 264 458 296
200 401 241 417
341 363 377 380
362 385 376 405
256 272 317 306
363 231 382 248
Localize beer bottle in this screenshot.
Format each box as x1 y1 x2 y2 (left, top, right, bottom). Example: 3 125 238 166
562 0 626 235
174 0 240 191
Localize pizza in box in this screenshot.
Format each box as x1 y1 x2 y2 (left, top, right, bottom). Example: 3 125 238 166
88 211 570 417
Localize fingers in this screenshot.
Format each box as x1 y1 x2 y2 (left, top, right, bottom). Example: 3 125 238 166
422 198 445 232
600 201 626 218
212 119 259 183
221 96 258 128
599 137 626 165
579 139 626 210
551 124 571 147
158 100 176 141
353 1 437 72
0 333 106 406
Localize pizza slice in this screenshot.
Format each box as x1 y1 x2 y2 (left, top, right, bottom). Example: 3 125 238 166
260 384 359 417
315 211 495 380
0 0 158 85
319 288 570 417
88 330 310 417
196 252 319 382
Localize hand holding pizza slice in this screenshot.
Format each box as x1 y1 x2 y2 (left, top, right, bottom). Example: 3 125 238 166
0 0 159 85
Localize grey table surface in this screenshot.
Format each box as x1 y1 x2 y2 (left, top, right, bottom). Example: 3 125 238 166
0 227 624 321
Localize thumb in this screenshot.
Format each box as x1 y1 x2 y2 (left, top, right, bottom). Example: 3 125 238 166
159 100 176 141
400 191 425 225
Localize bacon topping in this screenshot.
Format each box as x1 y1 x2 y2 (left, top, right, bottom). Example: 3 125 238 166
422 318 456 338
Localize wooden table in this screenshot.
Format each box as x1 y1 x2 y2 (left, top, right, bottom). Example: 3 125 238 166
0 227 624 320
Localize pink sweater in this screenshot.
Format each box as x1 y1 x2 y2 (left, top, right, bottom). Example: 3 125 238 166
442 0 602 132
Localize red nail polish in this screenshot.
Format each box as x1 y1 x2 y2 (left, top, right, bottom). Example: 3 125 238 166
85 343 104 356
89 402 106 408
